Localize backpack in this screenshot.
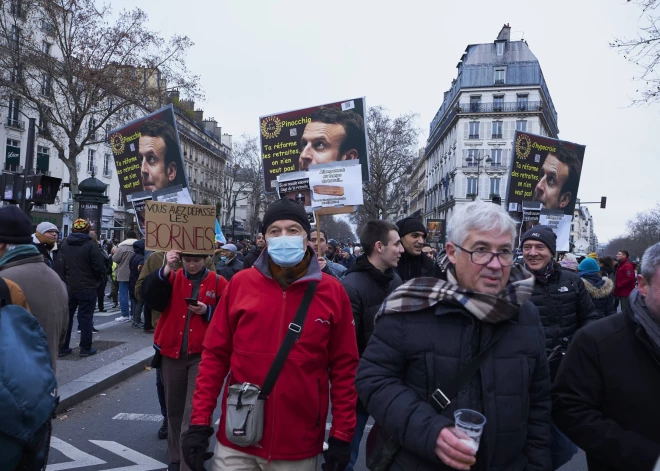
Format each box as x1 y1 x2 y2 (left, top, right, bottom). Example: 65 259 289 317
0 278 58 470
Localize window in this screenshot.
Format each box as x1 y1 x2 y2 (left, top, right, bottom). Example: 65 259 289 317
493 95 504 111
5 139 20 171
41 41 51 55
10 0 23 17
517 95 528 111
103 153 111 175
491 149 502 166
496 42 505 56
468 121 480 139
516 120 527 132
10 25 20 49
490 177 501 196
8 96 20 120
494 68 506 85
469 96 481 112
491 121 503 139
88 117 97 139
10 64 20 83
87 149 95 173
36 146 50 173
467 177 478 196
466 149 479 166
41 74 52 97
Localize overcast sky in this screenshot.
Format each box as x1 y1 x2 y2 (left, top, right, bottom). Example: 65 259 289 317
111 0 660 243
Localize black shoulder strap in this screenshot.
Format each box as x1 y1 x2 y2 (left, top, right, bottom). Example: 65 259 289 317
0 277 13 308
430 324 509 412
260 281 318 399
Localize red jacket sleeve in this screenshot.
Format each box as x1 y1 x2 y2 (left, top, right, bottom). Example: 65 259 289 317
327 285 359 443
190 278 234 426
615 261 637 295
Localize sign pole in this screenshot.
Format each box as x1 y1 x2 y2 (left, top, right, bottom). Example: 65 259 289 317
315 211 324 258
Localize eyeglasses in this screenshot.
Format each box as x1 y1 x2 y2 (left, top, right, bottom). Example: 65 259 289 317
454 244 515 267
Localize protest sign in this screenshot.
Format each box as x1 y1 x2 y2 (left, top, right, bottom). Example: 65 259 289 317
144 201 216 254
539 209 572 253
426 219 445 244
108 104 188 205
507 131 586 216
260 97 369 192
276 172 315 225
309 161 363 209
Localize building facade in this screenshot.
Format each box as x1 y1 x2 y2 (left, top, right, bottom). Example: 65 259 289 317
571 202 598 254
423 24 560 236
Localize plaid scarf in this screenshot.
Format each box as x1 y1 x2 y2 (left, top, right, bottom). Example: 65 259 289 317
527 262 555 284
377 258 535 324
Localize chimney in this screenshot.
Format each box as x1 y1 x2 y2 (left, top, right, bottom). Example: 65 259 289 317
222 133 232 149
169 89 180 102
496 23 511 42
194 109 204 123
203 118 221 139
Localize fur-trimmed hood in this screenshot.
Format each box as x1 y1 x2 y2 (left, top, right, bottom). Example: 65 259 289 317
582 276 614 299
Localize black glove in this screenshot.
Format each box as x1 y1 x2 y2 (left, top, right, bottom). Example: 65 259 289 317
181 425 214 471
322 437 351 471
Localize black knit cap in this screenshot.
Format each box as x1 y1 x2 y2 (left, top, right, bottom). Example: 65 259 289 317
396 216 427 238
521 225 557 256
261 198 311 236
0 206 33 244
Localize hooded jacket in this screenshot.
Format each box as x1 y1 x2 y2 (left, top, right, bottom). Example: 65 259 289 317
552 292 660 471
395 250 441 282
54 233 105 293
112 238 138 282
613 258 636 297
190 247 359 461
356 268 551 471
341 254 402 356
579 272 615 317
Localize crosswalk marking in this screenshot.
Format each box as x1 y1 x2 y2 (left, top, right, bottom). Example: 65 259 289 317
47 437 166 470
113 413 163 422
46 437 106 470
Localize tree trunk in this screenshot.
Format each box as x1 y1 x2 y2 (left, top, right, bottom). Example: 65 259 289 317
67 141 81 220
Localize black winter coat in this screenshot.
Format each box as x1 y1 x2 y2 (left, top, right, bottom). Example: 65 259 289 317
395 251 441 282
243 246 263 269
216 257 243 282
356 301 552 471
579 272 615 318
341 255 402 356
128 240 145 298
54 233 105 293
552 305 660 471
527 263 599 349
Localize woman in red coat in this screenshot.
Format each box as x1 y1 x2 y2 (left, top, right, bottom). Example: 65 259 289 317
143 250 227 471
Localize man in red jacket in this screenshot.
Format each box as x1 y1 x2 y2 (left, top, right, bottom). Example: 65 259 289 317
614 250 637 313
182 198 358 471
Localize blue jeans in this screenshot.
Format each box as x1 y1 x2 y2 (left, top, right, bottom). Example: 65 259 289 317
345 407 370 471
63 290 97 351
551 422 578 470
118 282 132 318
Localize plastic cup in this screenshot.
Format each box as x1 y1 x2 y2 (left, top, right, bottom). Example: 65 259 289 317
454 409 487 452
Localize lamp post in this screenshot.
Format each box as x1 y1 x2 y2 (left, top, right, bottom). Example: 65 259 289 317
465 153 491 199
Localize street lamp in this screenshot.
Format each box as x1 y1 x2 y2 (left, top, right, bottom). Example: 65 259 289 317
465 154 491 199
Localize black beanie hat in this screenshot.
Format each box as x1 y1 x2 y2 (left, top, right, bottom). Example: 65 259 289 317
396 216 427 238
0 206 33 244
261 198 311 236
521 225 557 256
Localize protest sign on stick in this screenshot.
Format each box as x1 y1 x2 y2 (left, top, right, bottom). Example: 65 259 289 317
144 201 216 254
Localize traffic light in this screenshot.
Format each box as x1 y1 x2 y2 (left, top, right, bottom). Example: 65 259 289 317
600 197 607 209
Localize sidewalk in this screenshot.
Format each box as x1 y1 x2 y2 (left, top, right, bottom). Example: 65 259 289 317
55 303 155 413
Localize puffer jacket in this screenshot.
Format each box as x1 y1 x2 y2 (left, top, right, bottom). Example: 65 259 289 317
356 299 552 471
54 233 105 293
579 272 615 317
527 262 599 349
341 254 402 356
190 248 359 461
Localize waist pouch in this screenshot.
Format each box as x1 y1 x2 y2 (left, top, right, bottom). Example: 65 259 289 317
225 382 265 447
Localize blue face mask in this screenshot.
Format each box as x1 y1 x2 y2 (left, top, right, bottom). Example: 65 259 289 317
267 235 306 267
220 256 228 262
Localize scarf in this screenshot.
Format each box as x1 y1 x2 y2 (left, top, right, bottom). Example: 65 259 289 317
378 256 535 324
269 250 312 290
630 289 660 351
0 244 40 269
527 262 555 284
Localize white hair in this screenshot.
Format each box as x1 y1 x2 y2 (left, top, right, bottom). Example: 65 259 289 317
642 242 660 285
447 200 516 247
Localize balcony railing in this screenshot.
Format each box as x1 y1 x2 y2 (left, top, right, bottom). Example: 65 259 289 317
468 134 480 140
458 101 542 114
6 117 25 130
491 133 503 139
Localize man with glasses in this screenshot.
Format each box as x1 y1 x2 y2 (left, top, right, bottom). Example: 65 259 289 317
521 225 598 470
357 201 551 471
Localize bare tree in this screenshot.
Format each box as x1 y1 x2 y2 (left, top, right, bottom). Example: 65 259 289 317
221 134 272 238
603 204 660 259
316 214 356 243
350 106 419 229
0 0 199 214
611 0 660 104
